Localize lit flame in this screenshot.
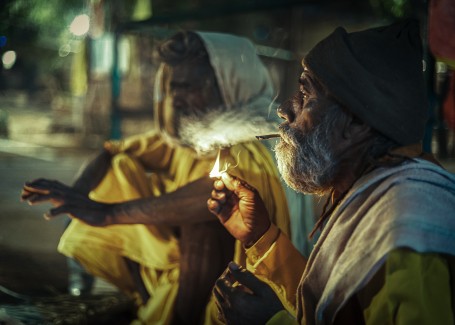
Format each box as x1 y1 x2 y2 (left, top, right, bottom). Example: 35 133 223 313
210 150 222 178
210 149 226 178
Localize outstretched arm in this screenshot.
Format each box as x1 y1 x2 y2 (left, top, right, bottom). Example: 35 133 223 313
21 176 216 227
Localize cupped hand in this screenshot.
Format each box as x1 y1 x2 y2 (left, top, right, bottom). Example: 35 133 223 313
207 173 271 247
213 262 285 325
21 178 114 226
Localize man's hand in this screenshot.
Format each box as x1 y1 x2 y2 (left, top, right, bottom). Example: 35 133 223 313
207 173 271 247
21 178 114 226
213 262 285 325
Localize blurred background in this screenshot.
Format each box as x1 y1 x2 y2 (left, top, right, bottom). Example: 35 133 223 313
0 0 454 323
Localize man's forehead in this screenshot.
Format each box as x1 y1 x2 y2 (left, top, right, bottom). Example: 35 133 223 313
299 63 328 96
299 62 312 80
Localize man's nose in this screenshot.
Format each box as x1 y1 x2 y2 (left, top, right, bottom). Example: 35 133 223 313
277 100 295 122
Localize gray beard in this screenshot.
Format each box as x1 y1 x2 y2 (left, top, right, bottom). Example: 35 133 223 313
274 113 340 195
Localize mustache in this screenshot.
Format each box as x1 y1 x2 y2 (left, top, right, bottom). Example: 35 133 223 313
278 123 303 147
278 123 291 140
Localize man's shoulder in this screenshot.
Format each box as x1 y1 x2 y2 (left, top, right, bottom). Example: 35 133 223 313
357 158 455 195
344 158 455 252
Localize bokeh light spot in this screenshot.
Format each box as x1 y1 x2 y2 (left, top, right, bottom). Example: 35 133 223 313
69 14 90 36
2 51 17 69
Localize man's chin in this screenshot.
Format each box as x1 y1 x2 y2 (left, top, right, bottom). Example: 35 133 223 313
275 145 330 196
281 172 326 195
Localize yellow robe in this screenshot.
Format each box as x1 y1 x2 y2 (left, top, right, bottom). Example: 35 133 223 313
267 244 454 325
59 131 290 325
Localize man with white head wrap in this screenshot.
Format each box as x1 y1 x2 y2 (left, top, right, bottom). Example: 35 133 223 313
21 31 291 324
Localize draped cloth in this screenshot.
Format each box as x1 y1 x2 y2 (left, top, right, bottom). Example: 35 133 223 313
59 32 290 325
298 159 455 324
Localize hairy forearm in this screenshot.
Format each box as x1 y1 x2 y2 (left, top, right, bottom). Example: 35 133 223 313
72 149 112 194
111 177 215 226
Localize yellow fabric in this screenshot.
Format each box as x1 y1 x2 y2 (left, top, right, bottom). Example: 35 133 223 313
248 234 454 325
266 310 298 325
59 132 290 325
132 0 152 21
363 249 453 325
70 40 87 97
245 224 305 317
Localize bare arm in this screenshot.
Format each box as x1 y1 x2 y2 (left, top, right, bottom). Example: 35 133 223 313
22 176 215 227
111 176 215 225
71 148 112 195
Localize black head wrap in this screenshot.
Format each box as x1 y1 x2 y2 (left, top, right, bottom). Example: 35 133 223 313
304 19 428 145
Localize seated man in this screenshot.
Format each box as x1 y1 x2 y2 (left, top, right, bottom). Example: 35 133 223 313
208 20 455 324
22 31 291 325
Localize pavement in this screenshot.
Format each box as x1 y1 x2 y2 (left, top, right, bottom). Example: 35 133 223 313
0 94 137 324
1 92 455 324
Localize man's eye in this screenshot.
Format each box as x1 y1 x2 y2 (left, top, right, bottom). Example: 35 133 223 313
300 90 309 102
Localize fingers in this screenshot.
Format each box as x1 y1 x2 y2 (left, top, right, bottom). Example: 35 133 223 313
213 280 229 308
207 198 222 215
211 188 226 203
22 184 50 195
213 178 225 191
220 173 237 191
49 205 69 216
22 179 67 205
24 179 68 194
227 262 269 296
20 189 35 201
44 205 70 220
207 198 234 224
214 277 239 307
21 188 60 206
208 180 231 221
25 193 56 205
21 184 65 206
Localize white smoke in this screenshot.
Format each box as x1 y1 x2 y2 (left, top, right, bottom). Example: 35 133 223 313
178 108 279 154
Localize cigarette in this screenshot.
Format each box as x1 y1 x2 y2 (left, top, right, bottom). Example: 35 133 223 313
255 133 280 140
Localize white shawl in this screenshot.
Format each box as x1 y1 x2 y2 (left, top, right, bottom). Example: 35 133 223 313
298 159 455 324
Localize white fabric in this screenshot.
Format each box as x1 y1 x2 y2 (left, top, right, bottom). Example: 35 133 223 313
298 159 455 324
196 32 275 115
153 32 280 153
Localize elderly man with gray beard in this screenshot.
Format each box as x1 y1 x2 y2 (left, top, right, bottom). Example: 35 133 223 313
21 31 291 325
207 20 455 325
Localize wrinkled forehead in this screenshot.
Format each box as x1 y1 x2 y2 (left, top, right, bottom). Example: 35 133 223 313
298 61 320 90
300 58 331 96
301 58 310 72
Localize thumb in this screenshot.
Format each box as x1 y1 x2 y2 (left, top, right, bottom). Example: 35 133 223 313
228 262 270 296
46 205 70 219
220 172 237 192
